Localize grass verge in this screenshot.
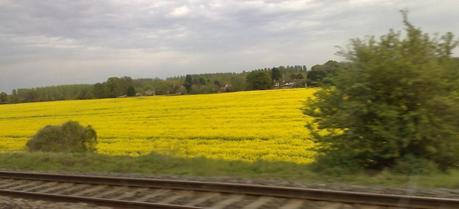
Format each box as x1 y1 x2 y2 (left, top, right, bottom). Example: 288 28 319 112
0 152 458 189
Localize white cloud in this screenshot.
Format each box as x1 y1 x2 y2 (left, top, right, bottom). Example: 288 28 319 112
170 5 190 17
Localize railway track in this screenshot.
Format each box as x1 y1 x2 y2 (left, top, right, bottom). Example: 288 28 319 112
0 171 457 209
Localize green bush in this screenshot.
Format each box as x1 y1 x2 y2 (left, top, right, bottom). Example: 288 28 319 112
304 13 459 173
310 151 363 175
391 155 439 175
26 121 97 152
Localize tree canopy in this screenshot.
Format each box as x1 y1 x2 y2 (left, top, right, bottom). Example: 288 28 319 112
246 71 273 90
306 60 347 87
304 13 459 173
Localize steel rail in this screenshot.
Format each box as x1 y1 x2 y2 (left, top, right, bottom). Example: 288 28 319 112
0 189 202 209
0 171 458 209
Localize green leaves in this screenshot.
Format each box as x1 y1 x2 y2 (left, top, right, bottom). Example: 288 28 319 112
27 121 97 153
246 71 273 90
305 14 459 173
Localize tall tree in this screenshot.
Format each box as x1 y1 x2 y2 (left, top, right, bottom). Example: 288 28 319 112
9 90 18 103
127 86 136 97
198 77 207 85
93 83 107 98
304 12 459 172
271 67 282 83
184 75 193 93
0 92 7 104
246 71 273 90
307 60 342 87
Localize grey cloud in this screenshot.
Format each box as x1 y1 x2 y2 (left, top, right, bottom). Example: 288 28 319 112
1 0 459 92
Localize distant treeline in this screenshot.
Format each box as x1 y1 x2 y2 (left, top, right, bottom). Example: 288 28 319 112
0 61 346 104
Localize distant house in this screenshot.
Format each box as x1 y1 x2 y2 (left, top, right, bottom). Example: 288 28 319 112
222 84 232 92
282 82 295 88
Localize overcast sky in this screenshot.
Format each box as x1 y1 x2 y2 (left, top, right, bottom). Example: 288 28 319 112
1 0 459 92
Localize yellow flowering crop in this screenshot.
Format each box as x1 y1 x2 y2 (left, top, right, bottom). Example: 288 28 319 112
0 88 316 164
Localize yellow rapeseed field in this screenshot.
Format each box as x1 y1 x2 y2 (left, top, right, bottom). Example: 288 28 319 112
0 88 316 163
